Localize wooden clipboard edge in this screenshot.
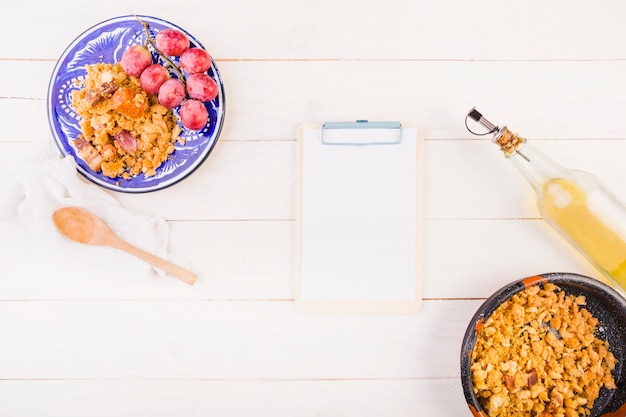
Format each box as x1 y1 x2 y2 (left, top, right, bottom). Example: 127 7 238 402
294 123 315 312
294 122 425 314
295 299 422 315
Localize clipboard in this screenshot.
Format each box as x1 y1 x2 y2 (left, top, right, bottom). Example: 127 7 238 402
295 120 424 314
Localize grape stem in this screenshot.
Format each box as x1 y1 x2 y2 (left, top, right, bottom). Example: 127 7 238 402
135 15 186 85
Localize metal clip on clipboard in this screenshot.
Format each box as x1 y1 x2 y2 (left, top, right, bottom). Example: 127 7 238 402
321 120 403 145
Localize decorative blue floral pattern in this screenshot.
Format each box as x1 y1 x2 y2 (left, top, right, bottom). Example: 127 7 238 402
47 15 225 193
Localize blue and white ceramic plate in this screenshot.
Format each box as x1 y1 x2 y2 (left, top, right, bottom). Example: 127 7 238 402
47 15 225 193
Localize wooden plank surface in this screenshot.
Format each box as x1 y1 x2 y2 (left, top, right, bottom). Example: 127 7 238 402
2 0 626 415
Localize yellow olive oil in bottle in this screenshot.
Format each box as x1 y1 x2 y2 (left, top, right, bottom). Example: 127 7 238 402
467 108 626 291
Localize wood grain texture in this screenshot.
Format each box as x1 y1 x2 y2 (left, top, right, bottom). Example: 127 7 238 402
3 0 626 61
1 0 625 415
0 299 476 379
0 379 467 417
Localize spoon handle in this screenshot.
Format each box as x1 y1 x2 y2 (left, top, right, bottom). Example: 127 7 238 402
116 239 197 285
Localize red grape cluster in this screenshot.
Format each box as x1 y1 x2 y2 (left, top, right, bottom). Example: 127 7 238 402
120 26 219 131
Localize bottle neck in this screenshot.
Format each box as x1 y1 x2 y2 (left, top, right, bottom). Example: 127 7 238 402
494 127 568 190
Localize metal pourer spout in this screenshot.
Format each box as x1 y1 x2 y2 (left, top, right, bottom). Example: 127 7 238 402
465 107 526 157
466 107 499 137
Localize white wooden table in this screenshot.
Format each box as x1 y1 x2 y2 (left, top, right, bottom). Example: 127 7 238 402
2 1 626 415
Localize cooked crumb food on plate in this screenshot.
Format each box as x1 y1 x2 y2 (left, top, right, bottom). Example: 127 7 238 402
71 62 183 180
470 282 617 417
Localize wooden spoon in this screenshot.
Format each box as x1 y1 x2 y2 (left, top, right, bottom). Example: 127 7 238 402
52 206 196 286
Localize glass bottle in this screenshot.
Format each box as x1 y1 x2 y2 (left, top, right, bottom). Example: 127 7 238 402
466 108 626 292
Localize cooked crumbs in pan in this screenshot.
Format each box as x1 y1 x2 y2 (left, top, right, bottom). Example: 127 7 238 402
470 283 617 417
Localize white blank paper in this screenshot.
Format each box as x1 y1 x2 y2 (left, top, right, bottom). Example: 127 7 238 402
296 124 423 313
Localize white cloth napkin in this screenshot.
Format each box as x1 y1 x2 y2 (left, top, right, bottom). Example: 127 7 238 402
0 131 185 281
